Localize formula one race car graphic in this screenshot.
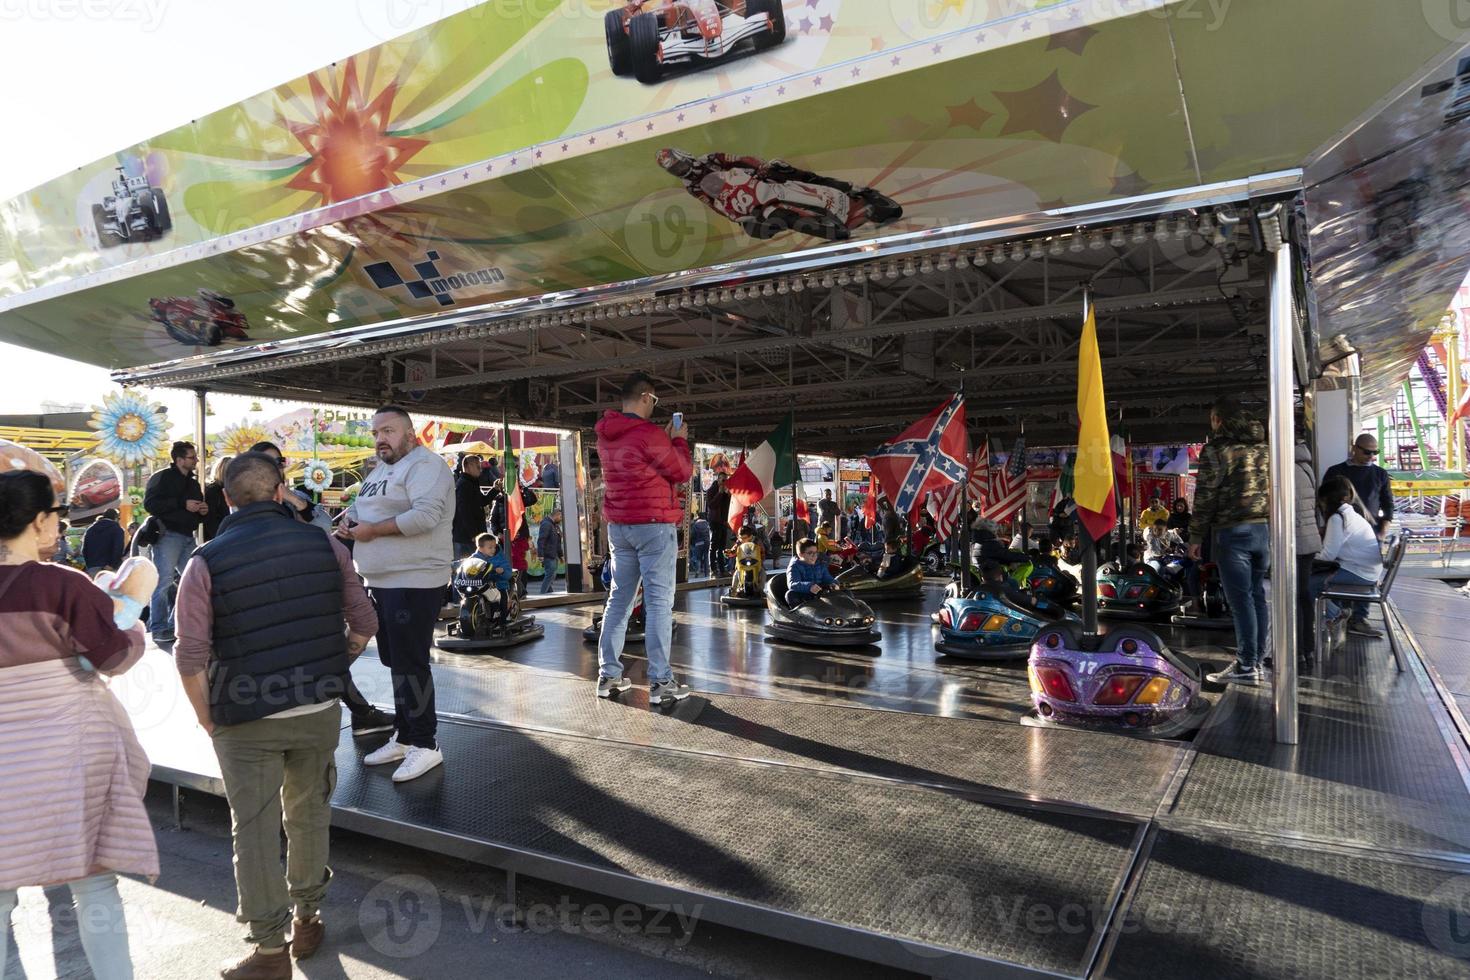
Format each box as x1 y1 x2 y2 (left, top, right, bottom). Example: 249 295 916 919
1025 623 1208 736
92 166 170 248
763 572 880 647
437 555 545 651
149 290 251 347
1096 560 1184 620
607 0 784 84
934 583 1078 661
657 148 903 242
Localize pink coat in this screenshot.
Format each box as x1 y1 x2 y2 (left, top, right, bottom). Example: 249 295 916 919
0 562 157 890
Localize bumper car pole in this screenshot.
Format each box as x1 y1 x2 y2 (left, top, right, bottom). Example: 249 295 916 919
1265 217 1299 746
1081 532 1099 637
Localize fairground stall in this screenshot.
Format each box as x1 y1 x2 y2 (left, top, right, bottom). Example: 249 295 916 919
4 2 1470 976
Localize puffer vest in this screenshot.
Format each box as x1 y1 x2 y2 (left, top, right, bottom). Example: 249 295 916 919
197 501 350 725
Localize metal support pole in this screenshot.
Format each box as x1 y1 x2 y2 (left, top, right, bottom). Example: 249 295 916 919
1269 238 1299 745
194 389 208 546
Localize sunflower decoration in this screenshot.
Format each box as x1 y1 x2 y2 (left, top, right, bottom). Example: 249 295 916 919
89 391 172 467
212 423 271 459
302 459 334 492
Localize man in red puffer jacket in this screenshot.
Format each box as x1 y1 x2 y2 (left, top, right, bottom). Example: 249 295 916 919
594 372 693 703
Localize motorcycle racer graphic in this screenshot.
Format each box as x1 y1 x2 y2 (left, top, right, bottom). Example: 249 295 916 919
656 148 903 241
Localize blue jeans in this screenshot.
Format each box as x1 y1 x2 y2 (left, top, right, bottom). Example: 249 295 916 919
148 529 195 637
1215 523 1270 668
599 523 677 684
689 544 710 578
540 562 558 594
1308 567 1376 621
0 874 133 980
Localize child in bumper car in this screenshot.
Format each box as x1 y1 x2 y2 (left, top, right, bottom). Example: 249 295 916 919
456 532 513 624
786 538 838 607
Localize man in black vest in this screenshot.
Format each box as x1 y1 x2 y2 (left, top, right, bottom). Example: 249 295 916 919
173 453 377 980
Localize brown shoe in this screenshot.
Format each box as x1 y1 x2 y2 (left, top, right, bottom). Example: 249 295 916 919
290 915 324 960
220 947 291 979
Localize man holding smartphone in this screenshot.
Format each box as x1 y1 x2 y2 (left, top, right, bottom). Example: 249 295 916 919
594 373 694 703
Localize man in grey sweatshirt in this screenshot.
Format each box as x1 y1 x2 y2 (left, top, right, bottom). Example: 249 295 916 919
336 406 456 783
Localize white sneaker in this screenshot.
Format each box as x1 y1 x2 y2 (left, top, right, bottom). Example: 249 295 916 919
391 746 444 783
363 739 407 766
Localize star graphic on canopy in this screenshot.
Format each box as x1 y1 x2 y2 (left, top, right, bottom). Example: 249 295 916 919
945 98 993 131
996 70 1097 142
819 13 833 31
1046 25 1098 55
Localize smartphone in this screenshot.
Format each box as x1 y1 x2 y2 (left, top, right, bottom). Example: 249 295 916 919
671 412 684 430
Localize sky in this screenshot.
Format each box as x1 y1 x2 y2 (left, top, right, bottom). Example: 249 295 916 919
0 0 477 422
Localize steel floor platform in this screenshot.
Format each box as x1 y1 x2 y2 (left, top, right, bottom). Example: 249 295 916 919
119 581 1470 977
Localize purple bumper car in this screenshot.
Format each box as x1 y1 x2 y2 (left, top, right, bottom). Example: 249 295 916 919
1027 622 1205 735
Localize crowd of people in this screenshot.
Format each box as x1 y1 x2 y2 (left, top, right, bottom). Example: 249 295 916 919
0 374 1404 979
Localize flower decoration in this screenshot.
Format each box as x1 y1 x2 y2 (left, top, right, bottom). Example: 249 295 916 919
89 391 171 466
212 423 271 458
302 459 333 492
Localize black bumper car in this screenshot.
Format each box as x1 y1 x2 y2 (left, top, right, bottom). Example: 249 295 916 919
833 554 924 600
1170 562 1233 630
1097 561 1183 621
763 572 881 647
437 559 544 651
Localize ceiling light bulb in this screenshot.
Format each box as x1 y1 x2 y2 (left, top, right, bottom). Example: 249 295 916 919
762 282 775 296
884 263 899 279
867 266 884 281
776 280 790 295
1153 222 1170 242
836 270 851 286
791 278 805 293
1131 224 1148 244
1070 236 1086 253
902 260 917 276
1028 241 1044 259
1010 243 1026 262
919 257 934 274
1049 238 1065 256
1173 217 1191 240
955 251 971 268
1110 229 1127 247
1088 234 1105 250
936 254 952 271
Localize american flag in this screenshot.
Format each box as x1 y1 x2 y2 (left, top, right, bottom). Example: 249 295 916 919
984 436 1027 520
867 392 969 519
932 441 990 541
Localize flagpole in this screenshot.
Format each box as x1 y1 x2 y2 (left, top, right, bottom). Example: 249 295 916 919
1080 289 1100 637
1017 419 1029 550
959 372 970 596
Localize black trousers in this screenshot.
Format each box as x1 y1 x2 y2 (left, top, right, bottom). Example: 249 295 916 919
1295 554 1316 660
368 586 442 749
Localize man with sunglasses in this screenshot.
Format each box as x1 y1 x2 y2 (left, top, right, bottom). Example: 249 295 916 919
594 372 693 703
142 441 207 643
1322 433 1394 637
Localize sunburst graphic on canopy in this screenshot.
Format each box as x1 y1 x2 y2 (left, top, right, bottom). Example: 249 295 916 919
283 58 429 205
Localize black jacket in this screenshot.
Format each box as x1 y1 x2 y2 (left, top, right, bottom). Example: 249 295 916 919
203 480 228 541
197 502 350 726
1322 460 1395 526
453 474 489 543
143 464 204 535
81 518 125 570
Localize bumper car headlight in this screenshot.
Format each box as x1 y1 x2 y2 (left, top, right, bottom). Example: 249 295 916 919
1135 677 1171 704
834 618 845 626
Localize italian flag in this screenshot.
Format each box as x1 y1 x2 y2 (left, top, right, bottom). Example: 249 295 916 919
726 414 796 532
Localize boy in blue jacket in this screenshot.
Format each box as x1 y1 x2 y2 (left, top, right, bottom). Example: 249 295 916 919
785 537 838 607
455 532 514 621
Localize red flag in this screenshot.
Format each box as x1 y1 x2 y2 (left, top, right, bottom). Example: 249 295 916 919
504 415 525 539
863 474 877 529
795 497 810 521
866 393 969 518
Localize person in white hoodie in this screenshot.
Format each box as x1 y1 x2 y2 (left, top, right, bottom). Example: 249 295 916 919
336 406 455 783
1310 475 1385 633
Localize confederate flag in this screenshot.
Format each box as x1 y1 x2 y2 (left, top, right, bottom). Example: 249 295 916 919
866 393 969 519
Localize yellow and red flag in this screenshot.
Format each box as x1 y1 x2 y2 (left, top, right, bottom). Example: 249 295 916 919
1074 301 1116 541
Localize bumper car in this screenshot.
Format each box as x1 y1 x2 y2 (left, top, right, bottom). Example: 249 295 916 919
1025 561 1079 606
763 572 881 647
1170 562 1233 630
833 554 924 600
437 559 544 651
1025 622 1206 736
1097 561 1183 620
720 541 766 606
933 585 1079 660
